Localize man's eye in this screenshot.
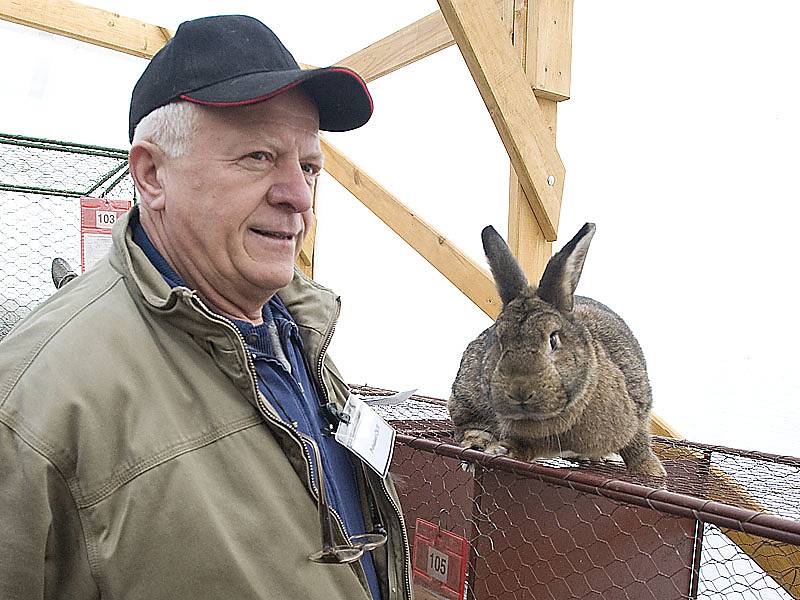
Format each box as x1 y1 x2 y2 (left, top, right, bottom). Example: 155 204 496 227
301 163 321 175
247 151 271 161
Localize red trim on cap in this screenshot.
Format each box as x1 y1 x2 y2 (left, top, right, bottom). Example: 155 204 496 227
180 66 373 116
180 79 303 107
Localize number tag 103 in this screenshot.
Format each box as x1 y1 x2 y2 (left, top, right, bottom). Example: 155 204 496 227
95 211 117 228
412 518 468 600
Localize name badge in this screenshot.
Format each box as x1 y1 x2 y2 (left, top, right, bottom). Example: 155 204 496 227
335 394 397 478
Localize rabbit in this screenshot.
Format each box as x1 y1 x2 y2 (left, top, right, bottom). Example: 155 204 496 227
448 223 666 477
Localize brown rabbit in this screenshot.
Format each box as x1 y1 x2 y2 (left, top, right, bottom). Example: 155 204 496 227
448 224 666 477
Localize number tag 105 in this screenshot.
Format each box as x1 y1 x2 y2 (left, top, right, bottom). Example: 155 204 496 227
427 547 449 583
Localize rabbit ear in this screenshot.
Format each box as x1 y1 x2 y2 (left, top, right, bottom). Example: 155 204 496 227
481 226 529 306
537 223 596 312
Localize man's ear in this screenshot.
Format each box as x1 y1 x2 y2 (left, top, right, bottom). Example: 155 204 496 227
129 141 168 211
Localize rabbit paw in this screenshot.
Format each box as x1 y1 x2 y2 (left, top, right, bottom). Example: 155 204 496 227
460 429 497 451
627 453 667 478
601 453 624 464
484 441 513 457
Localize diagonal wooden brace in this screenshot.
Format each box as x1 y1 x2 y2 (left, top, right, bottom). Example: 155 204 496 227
334 0 509 83
437 0 565 241
335 10 454 83
321 137 501 318
0 0 172 58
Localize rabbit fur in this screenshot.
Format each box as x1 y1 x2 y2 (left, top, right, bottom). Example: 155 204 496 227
448 223 666 477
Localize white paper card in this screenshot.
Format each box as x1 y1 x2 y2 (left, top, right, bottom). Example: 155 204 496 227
335 394 396 478
82 233 113 272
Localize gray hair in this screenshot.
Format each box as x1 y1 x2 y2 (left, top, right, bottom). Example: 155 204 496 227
131 101 200 158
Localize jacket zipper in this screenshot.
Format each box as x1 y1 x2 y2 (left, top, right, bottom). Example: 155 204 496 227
186 294 352 546
316 300 413 600
377 478 412 600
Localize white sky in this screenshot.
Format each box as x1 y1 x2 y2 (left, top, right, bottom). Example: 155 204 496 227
1 1 798 457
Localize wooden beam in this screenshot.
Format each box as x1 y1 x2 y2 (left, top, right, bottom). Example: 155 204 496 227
321 137 500 318
335 1 510 83
651 413 678 438
297 195 317 278
335 10 453 83
526 0 574 101
506 0 553 286
0 0 172 59
507 138 554 281
437 0 564 241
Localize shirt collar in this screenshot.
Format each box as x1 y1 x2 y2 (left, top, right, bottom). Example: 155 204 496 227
131 213 185 289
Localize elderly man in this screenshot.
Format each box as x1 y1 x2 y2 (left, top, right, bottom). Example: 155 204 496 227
0 15 410 600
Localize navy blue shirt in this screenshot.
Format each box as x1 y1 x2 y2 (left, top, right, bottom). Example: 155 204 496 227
132 218 382 599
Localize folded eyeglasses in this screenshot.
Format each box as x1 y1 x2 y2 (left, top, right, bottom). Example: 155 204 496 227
299 433 388 564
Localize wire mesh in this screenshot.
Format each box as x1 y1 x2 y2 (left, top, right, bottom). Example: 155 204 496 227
355 385 800 600
0 133 133 338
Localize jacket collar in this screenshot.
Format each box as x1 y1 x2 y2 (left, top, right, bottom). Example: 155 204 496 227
109 206 340 354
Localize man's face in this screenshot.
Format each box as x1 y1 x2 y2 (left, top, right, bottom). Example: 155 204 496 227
157 89 322 309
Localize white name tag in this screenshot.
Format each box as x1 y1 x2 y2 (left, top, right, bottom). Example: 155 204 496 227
335 394 396 478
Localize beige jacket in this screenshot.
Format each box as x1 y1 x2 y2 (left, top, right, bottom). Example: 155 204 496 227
0 208 412 599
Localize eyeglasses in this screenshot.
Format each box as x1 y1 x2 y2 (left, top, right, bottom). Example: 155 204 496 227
300 433 388 564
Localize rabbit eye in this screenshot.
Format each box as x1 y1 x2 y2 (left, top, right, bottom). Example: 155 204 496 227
549 331 561 352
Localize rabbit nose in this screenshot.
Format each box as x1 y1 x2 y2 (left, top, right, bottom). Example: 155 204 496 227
509 385 536 406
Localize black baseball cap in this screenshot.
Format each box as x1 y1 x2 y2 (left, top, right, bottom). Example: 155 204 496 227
129 15 373 142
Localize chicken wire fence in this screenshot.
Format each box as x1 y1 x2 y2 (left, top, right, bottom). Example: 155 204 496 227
0 133 134 339
353 385 800 600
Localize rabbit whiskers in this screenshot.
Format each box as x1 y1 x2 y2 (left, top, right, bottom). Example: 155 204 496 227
550 415 565 458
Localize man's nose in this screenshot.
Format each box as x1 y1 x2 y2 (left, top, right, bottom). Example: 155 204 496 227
266 162 314 213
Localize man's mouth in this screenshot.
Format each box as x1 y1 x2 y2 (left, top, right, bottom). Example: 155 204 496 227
250 228 295 241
